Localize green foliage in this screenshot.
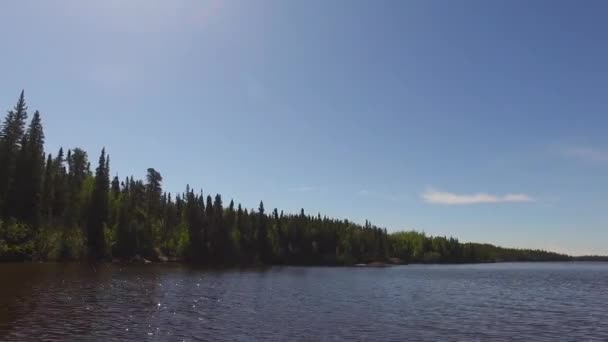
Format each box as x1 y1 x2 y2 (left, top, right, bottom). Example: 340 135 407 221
86 148 109 260
35 227 85 261
388 231 570 264
0 92 574 265
0 91 28 213
6 110 45 227
176 225 190 260
0 219 34 261
58 228 86 260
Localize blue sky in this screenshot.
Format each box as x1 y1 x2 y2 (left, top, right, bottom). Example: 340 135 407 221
1 0 607 255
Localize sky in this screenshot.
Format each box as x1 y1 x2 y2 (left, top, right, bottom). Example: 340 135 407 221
1 0 607 255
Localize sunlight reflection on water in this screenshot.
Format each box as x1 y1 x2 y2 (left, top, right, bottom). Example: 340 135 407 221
0 262 607 341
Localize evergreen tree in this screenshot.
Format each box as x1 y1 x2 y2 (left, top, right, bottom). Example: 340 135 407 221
211 194 229 263
185 189 204 261
114 190 134 258
225 200 235 262
144 168 163 249
66 148 89 228
41 153 54 223
86 148 109 260
51 148 68 224
0 91 28 216
236 203 246 259
20 111 45 227
5 136 27 220
257 201 270 263
111 176 120 199
145 168 162 215
0 92 576 264
204 194 213 259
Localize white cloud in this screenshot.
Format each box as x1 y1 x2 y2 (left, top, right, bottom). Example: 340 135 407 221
563 147 608 163
422 188 534 205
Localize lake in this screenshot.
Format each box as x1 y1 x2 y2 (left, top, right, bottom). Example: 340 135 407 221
1 262 607 341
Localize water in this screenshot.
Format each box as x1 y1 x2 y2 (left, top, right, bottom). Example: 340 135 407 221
1 262 607 341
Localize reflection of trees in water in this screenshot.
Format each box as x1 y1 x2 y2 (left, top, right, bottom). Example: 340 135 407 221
0 263 138 340
1 264 267 340
0 263 57 339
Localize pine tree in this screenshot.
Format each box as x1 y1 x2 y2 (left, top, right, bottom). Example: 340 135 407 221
211 194 226 262
66 148 89 228
111 176 120 199
225 200 235 262
205 195 213 219
4 110 45 228
145 168 162 220
204 194 213 259
5 136 28 220
41 153 54 223
0 91 28 216
257 201 270 263
186 189 204 261
162 193 179 254
21 111 45 227
114 178 137 259
236 203 246 259
86 148 110 260
51 148 68 224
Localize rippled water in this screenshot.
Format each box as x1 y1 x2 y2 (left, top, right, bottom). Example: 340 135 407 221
1 262 608 341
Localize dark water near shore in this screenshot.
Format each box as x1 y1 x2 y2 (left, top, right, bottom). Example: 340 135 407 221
1 262 608 341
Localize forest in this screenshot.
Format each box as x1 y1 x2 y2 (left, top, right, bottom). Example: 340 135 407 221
0 92 573 264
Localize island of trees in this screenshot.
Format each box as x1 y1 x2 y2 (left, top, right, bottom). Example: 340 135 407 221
0 92 581 264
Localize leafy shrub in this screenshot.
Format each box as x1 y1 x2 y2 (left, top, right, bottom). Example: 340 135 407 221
0 219 34 261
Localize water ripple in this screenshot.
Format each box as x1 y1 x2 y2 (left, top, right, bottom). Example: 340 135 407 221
1 263 608 341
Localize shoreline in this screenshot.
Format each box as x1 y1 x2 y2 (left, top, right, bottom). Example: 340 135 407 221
2 259 607 268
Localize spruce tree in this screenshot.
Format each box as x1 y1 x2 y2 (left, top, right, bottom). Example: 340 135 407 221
204 194 213 259
66 148 89 228
41 153 54 223
225 200 235 261
236 203 245 259
186 189 204 261
21 111 45 227
111 176 120 199
51 148 68 224
6 136 28 220
257 201 270 263
0 91 28 216
86 148 110 260
5 109 44 227
145 168 162 219
212 194 225 262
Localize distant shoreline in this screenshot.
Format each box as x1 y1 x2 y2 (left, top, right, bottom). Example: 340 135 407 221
3 257 608 267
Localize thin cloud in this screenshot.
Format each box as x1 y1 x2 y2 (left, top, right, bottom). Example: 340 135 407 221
563 147 608 163
422 188 534 205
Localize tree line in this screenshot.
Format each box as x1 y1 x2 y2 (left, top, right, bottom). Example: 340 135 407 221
0 92 573 264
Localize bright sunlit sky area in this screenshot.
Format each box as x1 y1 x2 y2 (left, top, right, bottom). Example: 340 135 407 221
1 0 607 255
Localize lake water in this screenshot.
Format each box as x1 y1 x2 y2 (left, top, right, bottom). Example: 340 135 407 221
1 262 607 341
